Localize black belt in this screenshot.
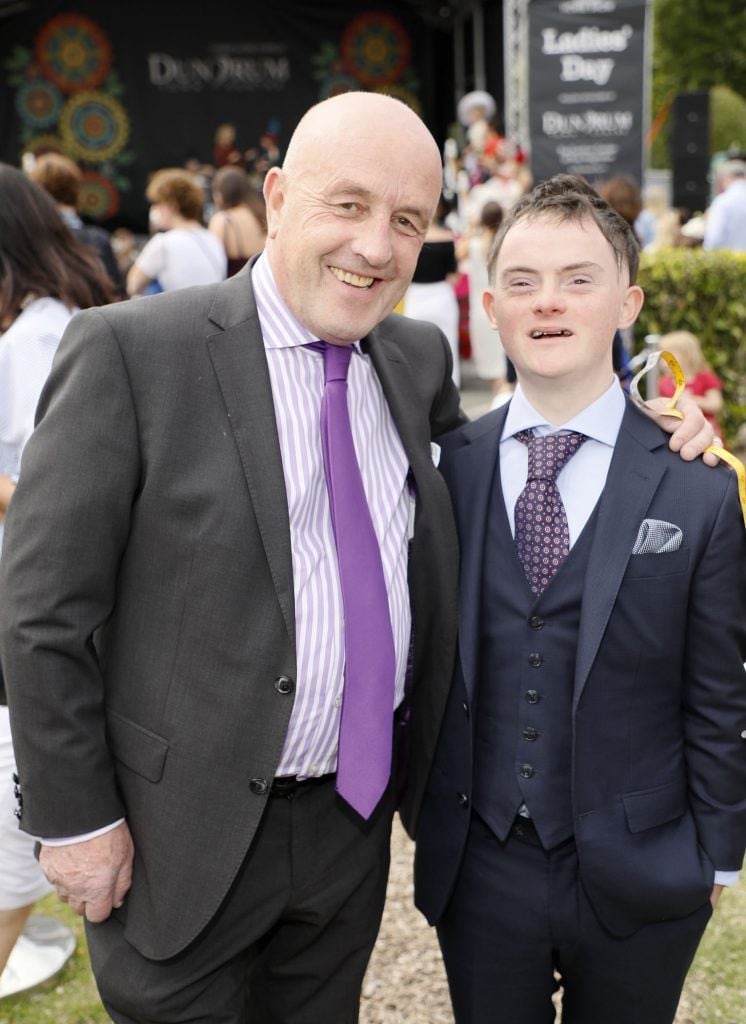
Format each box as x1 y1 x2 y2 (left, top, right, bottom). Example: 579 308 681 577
269 774 336 799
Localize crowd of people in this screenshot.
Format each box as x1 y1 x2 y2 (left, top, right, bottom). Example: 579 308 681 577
0 89 743 1024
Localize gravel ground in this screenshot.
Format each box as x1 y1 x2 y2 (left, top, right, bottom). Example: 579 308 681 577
360 818 697 1024
360 819 455 1024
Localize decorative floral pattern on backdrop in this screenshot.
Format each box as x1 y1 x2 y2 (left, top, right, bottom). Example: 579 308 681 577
312 10 420 114
5 13 133 220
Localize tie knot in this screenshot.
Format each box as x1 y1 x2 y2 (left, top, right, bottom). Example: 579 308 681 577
307 341 353 383
515 429 588 483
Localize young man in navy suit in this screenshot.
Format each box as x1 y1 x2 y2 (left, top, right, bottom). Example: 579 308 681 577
415 175 746 1024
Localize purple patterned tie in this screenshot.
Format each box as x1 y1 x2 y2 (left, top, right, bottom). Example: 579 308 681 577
513 430 588 596
310 341 396 819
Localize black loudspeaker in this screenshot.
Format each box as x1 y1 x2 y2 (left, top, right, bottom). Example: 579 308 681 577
670 91 710 213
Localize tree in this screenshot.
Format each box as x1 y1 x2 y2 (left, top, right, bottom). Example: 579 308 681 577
654 0 746 97
650 0 746 166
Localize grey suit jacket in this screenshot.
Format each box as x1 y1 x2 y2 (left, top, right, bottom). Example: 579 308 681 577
0 266 462 958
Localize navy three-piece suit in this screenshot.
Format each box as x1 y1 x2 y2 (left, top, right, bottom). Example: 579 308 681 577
415 397 746 1023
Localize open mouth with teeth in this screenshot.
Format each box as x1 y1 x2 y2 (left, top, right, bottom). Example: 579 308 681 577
531 329 572 338
329 266 376 289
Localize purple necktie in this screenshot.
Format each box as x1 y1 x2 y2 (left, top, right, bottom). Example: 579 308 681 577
513 429 588 596
310 341 396 819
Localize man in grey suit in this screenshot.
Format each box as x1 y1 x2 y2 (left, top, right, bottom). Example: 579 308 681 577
0 100 714 1022
0 92 463 1022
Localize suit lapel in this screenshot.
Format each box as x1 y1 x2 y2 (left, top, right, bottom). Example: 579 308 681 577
448 408 508 700
574 402 668 705
363 328 431 479
205 268 295 648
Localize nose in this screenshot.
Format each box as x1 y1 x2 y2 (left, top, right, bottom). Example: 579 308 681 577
351 213 393 268
532 281 566 315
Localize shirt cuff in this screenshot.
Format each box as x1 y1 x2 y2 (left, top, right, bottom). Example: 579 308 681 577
713 870 740 887
39 819 126 845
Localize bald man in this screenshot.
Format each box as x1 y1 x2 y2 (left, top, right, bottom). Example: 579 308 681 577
0 94 713 1023
0 92 460 1023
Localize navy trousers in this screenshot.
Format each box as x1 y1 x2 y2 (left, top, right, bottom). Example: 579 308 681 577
437 813 712 1024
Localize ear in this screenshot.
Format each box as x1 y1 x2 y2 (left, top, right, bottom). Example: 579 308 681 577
482 288 499 330
618 284 644 330
263 167 286 240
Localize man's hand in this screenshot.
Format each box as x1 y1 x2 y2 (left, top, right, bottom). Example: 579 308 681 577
645 395 718 465
39 821 134 923
710 884 724 910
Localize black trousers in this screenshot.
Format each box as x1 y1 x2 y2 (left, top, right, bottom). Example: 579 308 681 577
86 778 394 1024
437 813 712 1024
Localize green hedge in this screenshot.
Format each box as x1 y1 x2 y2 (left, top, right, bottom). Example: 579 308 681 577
635 249 746 442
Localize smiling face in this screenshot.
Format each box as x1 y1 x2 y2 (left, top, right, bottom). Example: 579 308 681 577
484 213 643 414
263 94 443 346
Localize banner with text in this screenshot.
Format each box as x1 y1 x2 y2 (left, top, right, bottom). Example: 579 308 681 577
0 1 434 229
527 0 650 186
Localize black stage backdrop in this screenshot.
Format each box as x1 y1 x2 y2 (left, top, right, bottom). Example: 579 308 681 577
528 0 650 186
0 1 446 228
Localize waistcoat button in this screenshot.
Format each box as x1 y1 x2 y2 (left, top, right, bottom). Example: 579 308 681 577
520 764 535 779
523 726 538 741
529 615 544 629
528 652 543 667
525 690 540 704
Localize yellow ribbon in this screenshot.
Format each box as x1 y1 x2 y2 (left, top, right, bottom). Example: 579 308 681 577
631 350 746 527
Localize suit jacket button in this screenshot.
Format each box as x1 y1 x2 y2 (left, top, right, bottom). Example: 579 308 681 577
462 702 470 717
520 764 535 779
529 615 544 630
274 676 295 694
457 792 469 807
13 808 22 819
523 726 538 742
525 690 540 704
528 652 543 667
249 778 269 795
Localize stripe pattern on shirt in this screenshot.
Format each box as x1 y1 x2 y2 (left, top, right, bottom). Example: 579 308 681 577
252 254 411 778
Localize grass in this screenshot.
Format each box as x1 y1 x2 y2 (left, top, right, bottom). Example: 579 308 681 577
0 894 106 1024
675 879 746 1024
1 881 744 1023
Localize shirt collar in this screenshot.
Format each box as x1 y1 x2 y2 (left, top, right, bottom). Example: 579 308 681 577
252 252 362 356
502 378 625 448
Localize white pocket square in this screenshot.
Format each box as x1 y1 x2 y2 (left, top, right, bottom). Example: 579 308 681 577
430 442 442 468
632 519 683 555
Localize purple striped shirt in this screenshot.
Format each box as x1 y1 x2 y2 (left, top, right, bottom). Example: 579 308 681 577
252 254 411 779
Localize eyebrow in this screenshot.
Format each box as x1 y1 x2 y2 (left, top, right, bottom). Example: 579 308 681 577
500 260 602 278
326 181 431 227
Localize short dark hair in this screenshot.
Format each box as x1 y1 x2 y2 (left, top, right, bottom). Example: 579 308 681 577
212 166 252 208
211 165 267 231
486 173 640 284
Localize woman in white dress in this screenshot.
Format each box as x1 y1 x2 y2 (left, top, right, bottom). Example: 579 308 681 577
0 164 114 995
462 200 513 403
